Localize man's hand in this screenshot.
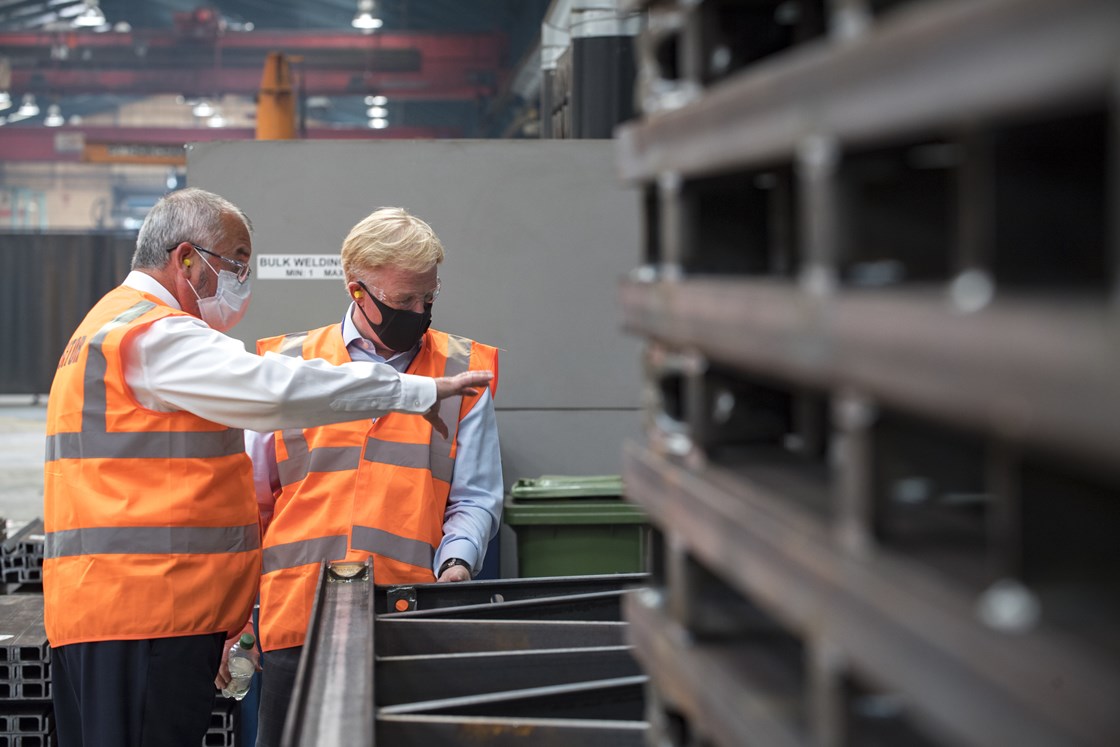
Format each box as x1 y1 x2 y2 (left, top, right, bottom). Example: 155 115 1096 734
437 564 471 582
435 370 493 400
425 370 494 439
213 628 260 691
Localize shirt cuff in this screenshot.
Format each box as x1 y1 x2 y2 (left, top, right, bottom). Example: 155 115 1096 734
436 538 479 575
399 374 437 413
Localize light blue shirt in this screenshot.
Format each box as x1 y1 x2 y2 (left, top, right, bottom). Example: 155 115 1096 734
245 303 503 576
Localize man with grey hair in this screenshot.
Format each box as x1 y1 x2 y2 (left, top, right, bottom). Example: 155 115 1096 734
247 207 503 747
43 189 491 747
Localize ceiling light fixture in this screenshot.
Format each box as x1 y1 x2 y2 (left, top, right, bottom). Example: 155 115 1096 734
366 106 388 118
44 104 65 127
73 0 108 28
368 117 388 129
207 113 226 128
192 99 215 118
17 94 39 117
352 0 383 30
365 95 388 107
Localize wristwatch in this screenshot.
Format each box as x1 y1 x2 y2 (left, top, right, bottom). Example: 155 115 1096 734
438 557 471 576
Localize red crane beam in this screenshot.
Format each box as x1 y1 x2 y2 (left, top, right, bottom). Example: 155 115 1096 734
0 30 507 98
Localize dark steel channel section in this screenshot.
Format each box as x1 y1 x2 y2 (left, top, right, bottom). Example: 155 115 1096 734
376 645 642 705
285 566 650 745
380 572 648 612
375 619 628 656
282 560 376 747
377 714 648 746
377 675 649 720
380 589 626 621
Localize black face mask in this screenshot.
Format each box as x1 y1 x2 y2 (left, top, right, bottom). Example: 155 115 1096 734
355 281 432 353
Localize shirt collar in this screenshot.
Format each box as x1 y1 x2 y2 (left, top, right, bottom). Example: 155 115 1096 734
341 301 419 363
123 271 180 310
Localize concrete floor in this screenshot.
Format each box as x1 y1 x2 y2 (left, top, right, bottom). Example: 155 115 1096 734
0 396 47 525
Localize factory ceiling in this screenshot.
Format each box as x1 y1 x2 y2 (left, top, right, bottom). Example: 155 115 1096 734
0 0 550 140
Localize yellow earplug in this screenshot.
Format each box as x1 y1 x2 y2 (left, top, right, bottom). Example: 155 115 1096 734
183 258 191 267
353 290 363 299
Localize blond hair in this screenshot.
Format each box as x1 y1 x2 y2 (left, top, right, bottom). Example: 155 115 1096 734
340 207 444 280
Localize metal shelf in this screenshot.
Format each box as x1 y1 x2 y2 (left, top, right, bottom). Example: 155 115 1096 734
617 0 1120 181
625 589 806 747
621 277 1120 468
623 442 1120 746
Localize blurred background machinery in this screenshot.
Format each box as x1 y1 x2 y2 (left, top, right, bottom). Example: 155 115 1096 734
617 0 1120 745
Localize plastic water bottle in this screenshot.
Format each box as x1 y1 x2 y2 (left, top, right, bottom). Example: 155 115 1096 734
221 633 256 701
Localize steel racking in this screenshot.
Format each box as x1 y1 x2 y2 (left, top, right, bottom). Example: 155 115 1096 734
616 0 1120 745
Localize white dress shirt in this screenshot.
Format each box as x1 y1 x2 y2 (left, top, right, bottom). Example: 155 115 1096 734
245 303 503 576
119 271 436 432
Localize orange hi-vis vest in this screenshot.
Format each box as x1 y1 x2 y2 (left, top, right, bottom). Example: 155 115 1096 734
255 325 498 651
43 285 260 647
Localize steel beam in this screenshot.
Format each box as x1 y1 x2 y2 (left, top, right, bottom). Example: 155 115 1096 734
287 566 649 744
624 443 1120 746
619 278 1120 470
616 0 1120 181
625 590 804 747
376 715 646 746
381 590 625 622
377 646 641 706
378 675 648 721
281 561 375 747
380 573 647 613
0 30 505 98
375 620 627 657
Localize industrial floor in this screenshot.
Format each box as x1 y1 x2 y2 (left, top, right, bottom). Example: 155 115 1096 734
0 396 47 527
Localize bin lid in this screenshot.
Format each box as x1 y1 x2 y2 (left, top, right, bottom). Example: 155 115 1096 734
509 474 624 500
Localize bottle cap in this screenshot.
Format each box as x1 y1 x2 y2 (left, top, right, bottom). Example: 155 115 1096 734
239 632 256 649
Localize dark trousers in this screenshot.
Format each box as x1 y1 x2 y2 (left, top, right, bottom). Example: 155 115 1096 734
254 646 303 747
52 633 226 747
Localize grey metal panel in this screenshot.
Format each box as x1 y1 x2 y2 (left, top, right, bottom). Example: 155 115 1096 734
186 140 642 410
496 409 641 491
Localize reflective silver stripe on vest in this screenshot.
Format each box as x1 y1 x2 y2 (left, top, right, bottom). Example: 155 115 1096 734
262 534 348 574
45 523 260 559
276 333 308 358
277 443 361 487
429 334 472 469
45 299 246 463
276 428 310 486
350 525 434 570
81 301 157 431
360 334 472 484
45 428 245 461
359 438 454 485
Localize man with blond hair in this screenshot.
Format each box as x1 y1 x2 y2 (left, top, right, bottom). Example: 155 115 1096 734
247 207 502 746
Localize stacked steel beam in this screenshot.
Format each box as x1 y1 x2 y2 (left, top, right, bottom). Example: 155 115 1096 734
203 699 240 747
0 596 54 746
0 566 237 746
282 561 649 746
617 0 1120 745
2 521 45 593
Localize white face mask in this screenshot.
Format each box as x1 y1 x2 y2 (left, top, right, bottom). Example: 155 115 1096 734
190 253 252 332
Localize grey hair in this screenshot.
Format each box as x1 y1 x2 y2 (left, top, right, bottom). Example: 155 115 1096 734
131 188 253 270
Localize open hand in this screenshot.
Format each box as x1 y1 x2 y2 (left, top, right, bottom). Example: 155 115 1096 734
426 370 493 438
